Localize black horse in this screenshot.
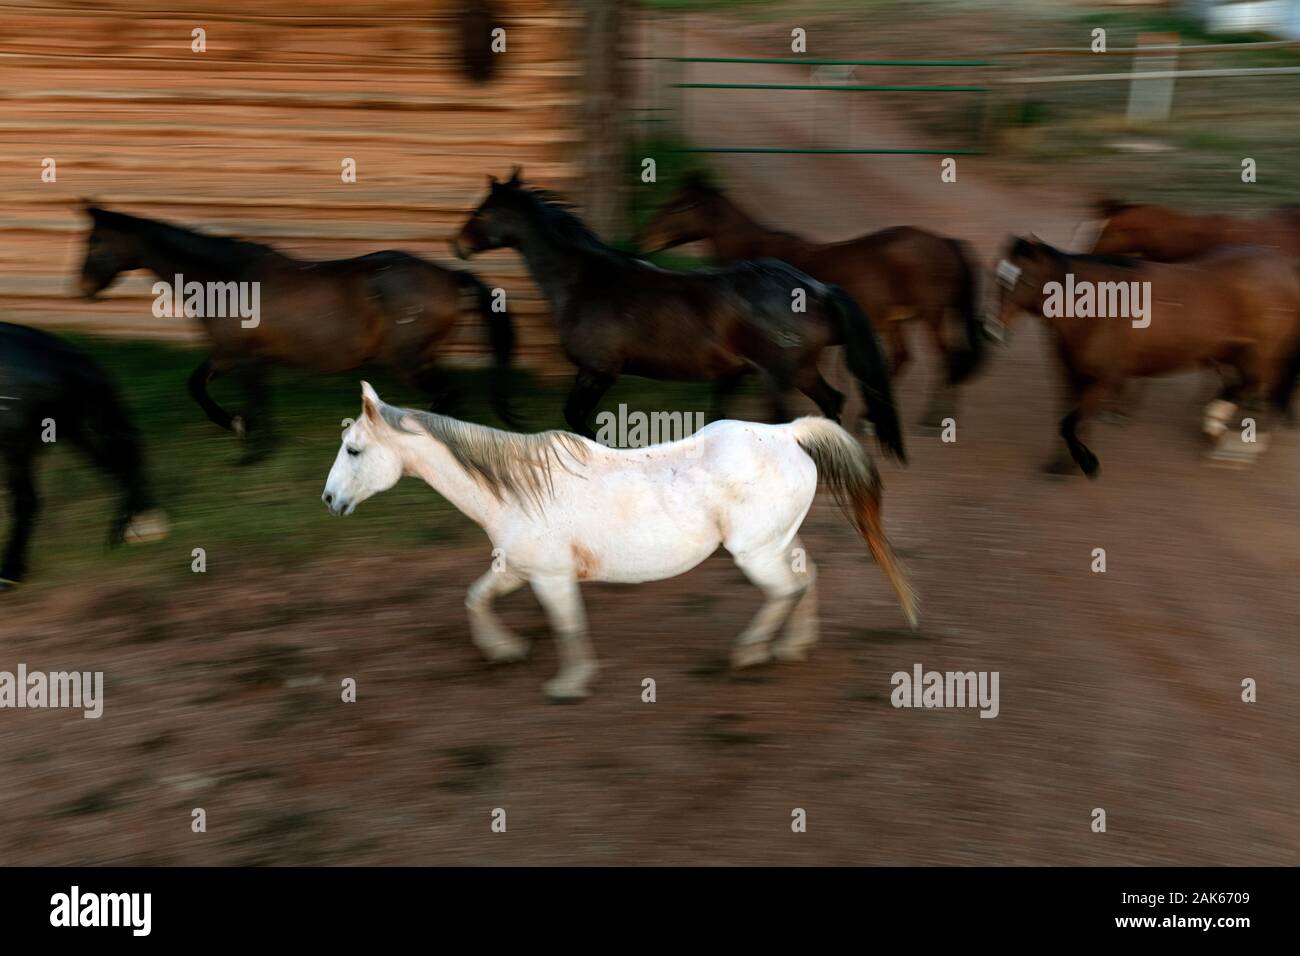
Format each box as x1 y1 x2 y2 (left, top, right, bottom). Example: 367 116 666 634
452 170 905 461
0 322 167 589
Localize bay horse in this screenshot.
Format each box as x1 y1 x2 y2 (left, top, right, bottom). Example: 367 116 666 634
77 203 519 462
0 322 167 589
451 170 905 462
992 237 1300 476
1091 199 1300 262
322 382 916 700
635 172 986 426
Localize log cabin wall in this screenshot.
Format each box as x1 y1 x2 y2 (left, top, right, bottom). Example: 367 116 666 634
0 1 584 371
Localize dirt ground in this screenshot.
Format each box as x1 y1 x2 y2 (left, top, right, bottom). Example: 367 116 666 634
2 14 1298 866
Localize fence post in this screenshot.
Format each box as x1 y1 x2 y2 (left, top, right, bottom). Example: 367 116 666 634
1126 31 1180 124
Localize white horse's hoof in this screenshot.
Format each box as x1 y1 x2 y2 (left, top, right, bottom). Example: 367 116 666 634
731 642 772 669
1201 399 1236 439
771 639 813 662
231 415 247 439
124 509 170 544
479 638 528 663
543 678 590 702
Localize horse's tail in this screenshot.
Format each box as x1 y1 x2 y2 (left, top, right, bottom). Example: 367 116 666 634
793 417 917 629
825 285 906 463
456 269 522 428
944 238 985 384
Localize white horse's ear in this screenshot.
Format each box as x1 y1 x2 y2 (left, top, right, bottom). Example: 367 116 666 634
361 381 382 422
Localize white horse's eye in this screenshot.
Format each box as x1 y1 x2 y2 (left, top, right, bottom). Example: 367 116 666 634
996 259 1022 290
347 447 361 457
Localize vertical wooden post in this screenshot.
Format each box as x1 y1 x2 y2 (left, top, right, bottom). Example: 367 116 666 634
579 0 629 238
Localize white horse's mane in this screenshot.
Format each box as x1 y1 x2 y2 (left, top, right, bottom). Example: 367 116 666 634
379 405 589 509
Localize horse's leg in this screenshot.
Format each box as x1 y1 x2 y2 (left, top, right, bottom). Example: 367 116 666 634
710 367 750 422
530 574 597 701
1053 380 1107 478
887 322 910 378
728 546 808 669
465 568 528 662
1097 378 1141 425
771 538 819 662
187 358 237 432
234 363 276 464
751 365 795 423
794 365 845 423
563 368 616 439
1209 351 1268 466
0 450 38 588
1204 359 1244 439
409 362 461 415
919 308 957 429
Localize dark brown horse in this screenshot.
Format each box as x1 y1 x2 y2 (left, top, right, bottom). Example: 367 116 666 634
451 170 905 461
993 237 1300 476
636 173 985 426
77 203 518 462
1091 199 1300 262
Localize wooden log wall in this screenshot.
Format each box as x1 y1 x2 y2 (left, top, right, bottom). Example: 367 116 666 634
0 0 584 370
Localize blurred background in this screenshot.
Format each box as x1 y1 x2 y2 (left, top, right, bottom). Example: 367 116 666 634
1 0 1298 865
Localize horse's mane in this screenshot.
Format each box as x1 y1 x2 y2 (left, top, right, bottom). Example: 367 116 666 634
678 174 808 245
380 405 589 510
86 206 277 267
499 183 642 263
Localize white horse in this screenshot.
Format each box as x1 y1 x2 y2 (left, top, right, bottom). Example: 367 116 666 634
322 383 917 700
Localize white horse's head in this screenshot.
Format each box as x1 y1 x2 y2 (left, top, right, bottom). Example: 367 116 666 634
322 382 405 516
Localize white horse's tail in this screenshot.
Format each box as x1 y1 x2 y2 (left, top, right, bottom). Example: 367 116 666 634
792 417 918 629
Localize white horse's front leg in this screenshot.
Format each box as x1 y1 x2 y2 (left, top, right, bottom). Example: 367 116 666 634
530 574 598 701
466 568 528 662
729 548 807 668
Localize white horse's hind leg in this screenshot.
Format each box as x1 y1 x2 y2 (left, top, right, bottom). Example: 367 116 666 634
729 547 807 669
772 546 818 661
466 569 528 662
530 574 598 700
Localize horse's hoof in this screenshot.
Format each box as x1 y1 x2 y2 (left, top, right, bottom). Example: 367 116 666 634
771 639 815 662
731 642 773 669
124 509 170 544
543 679 591 702
231 415 246 439
482 639 529 664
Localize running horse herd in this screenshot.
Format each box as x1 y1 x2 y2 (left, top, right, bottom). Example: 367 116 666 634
4 168 1300 698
